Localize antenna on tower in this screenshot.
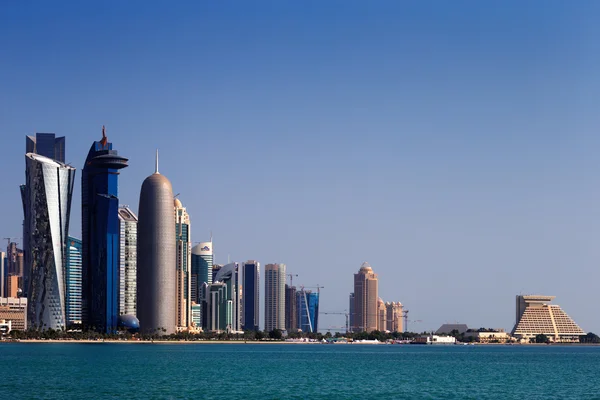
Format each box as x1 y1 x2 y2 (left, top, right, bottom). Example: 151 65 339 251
155 149 159 174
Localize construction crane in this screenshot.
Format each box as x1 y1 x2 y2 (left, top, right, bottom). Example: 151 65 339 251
3 237 19 250
321 311 349 333
287 274 298 288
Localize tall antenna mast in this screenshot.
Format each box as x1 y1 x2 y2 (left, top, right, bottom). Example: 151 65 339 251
155 149 159 174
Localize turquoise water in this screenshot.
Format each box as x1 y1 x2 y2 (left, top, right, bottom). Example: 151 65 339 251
1 343 599 399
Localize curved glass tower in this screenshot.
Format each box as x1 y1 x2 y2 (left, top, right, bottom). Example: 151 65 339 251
81 127 128 333
23 153 75 330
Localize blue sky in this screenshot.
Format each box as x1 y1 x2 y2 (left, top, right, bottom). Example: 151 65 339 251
1 1 600 332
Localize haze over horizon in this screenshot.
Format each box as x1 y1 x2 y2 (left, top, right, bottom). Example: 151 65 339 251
1 1 599 333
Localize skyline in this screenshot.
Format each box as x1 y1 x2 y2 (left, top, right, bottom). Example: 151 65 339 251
2 1 600 333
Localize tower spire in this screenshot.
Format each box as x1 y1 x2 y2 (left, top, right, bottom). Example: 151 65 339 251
155 149 159 174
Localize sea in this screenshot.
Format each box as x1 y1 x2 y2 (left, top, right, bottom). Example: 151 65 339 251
0 343 598 399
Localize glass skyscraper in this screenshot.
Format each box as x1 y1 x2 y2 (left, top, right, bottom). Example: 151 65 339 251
175 199 191 330
66 237 83 326
213 262 241 332
26 133 65 163
81 128 128 332
242 260 260 331
264 263 286 332
22 152 75 330
297 289 319 333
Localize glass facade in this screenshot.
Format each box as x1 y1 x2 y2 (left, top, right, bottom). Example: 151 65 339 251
26 133 65 163
242 261 260 331
23 153 75 330
212 263 240 332
264 263 286 332
66 237 82 326
81 134 128 332
175 202 191 329
297 290 319 333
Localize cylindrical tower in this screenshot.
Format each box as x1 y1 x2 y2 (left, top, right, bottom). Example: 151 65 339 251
137 156 176 335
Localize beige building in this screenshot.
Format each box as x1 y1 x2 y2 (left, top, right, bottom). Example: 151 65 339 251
0 297 27 331
175 198 192 331
6 275 20 298
352 262 378 333
386 302 403 332
511 295 585 342
265 263 286 332
377 298 386 331
464 331 510 343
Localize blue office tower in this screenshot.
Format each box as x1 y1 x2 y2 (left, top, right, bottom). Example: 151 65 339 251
242 261 260 331
81 127 128 332
297 290 319 333
66 237 83 327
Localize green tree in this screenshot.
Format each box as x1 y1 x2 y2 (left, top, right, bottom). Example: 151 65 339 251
535 334 549 344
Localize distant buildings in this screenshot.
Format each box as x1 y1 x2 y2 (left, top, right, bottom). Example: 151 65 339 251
202 281 228 332
242 260 260 331
0 252 5 298
511 295 585 342
22 151 75 330
352 262 378 333
264 263 286 332
81 128 128 333
297 288 319 333
174 198 191 331
211 262 241 332
137 152 176 335
385 302 403 333
118 206 138 317
285 284 297 333
66 237 82 326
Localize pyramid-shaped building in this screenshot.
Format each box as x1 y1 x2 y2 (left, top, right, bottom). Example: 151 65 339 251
511 295 585 342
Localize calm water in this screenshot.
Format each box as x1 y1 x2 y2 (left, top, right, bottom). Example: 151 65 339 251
1 343 599 399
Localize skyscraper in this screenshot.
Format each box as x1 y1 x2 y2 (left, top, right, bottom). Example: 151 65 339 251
174 198 191 331
22 152 75 330
285 284 297 333
242 260 260 331
352 262 378 333
81 127 128 333
118 206 138 317
137 152 176 335
6 242 23 276
377 298 387 332
0 252 5 297
202 281 228 332
213 262 241 332
191 242 213 328
296 289 319 333
66 237 83 327
385 302 403 333
26 133 65 163
264 263 286 332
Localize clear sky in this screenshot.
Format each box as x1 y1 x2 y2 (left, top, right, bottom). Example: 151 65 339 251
1 1 599 333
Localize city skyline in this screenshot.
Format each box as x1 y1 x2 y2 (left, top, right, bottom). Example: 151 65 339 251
1 2 600 333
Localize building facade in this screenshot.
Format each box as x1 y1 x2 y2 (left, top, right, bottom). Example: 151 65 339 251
174 198 191 331
213 262 241 333
242 260 260 331
0 297 28 331
264 263 286 332
66 237 83 327
385 302 403 333
191 242 212 327
352 262 378 333
0 252 4 298
81 128 128 333
285 284 297 333
137 153 176 335
377 298 387 331
22 152 75 330
296 289 319 333
118 206 138 317
202 282 230 332
511 295 585 342
26 133 65 163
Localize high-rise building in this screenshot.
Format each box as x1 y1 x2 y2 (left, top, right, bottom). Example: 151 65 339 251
174 198 191 331
22 152 75 330
296 289 319 333
264 263 286 332
6 275 19 298
81 128 128 333
137 152 176 335
0 252 5 298
202 281 228 332
26 133 65 163
385 302 403 333
348 293 355 332
191 242 212 327
242 260 260 331
65 237 83 327
118 206 138 317
212 264 223 281
352 262 378 333
285 284 297 333
213 262 241 332
377 298 387 332
6 242 23 276
511 295 586 342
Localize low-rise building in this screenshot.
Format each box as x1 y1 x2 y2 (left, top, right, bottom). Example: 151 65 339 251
0 297 27 331
464 330 510 343
413 335 456 344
